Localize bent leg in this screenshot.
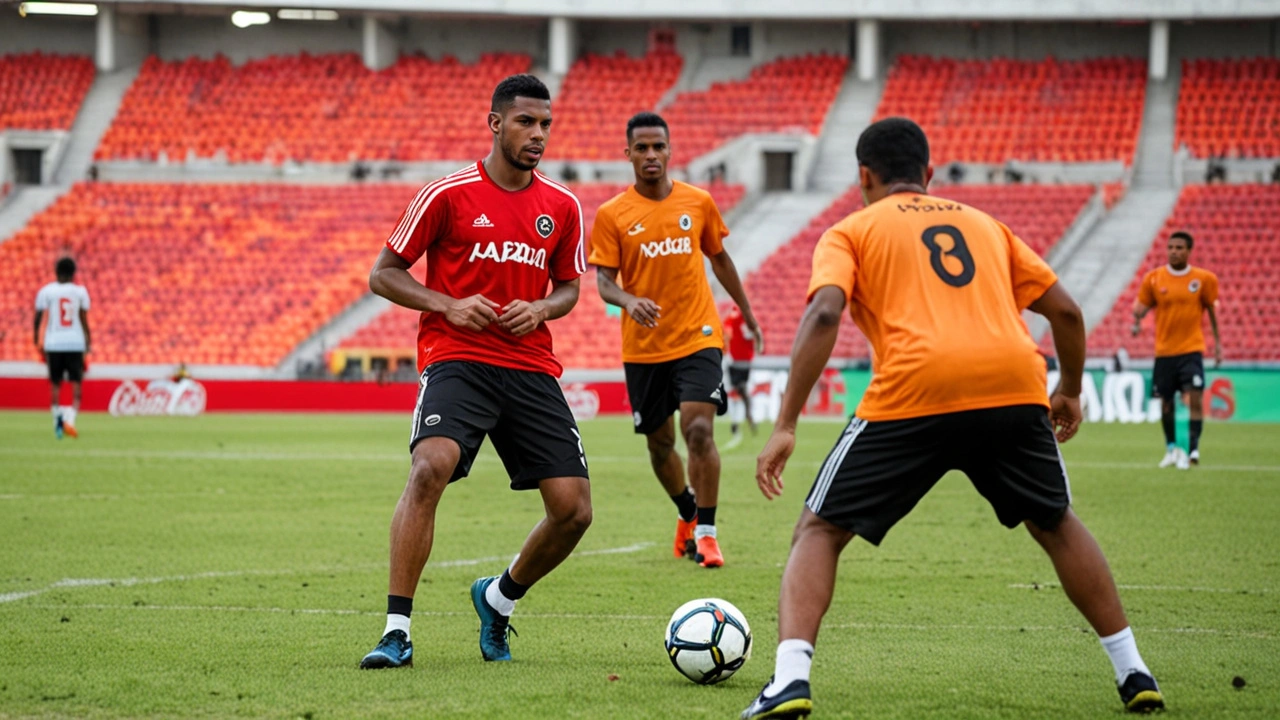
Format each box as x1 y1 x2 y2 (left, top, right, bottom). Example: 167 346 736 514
388 437 458 598
646 417 687 496
680 401 720 507
508 476 593 585
1025 509 1128 636
778 509 855 644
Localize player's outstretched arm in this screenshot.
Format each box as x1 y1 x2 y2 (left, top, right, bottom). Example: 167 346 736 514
1131 299 1152 336
708 251 763 350
500 279 580 337
595 266 660 328
757 286 844 499
1207 303 1223 368
1030 282 1085 442
368 248 498 331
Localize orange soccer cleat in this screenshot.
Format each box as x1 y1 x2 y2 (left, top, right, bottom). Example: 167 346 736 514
674 517 697 559
695 535 724 568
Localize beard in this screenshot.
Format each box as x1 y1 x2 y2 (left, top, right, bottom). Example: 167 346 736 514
501 133 540 171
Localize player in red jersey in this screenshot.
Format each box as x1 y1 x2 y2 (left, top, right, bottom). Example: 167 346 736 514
360 75 591 669
722 304 762 448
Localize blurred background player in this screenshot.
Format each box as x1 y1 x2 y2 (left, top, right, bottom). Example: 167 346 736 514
1131 231 1221 469
723 304 762 449
591 111 761 569
33 257 91 439
360 74 592 670
743 118 1162 719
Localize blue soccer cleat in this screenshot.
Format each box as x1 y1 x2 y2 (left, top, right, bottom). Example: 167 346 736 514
741 676 813 719
359 629 413 669
54 414 64 440
470 576 516 662
1119 671 1165 713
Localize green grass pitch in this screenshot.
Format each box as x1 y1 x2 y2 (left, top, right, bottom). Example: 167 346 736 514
1 411 1277 718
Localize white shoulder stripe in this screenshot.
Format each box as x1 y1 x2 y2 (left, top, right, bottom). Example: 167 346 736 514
388 172 482 254
536 174 586 275
387 165 480 250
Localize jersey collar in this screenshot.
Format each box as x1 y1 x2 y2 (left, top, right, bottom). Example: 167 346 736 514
1165 264 1192 276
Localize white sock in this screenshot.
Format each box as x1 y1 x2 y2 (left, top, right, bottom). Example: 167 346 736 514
764 639 814 696
51 405 60 421
383 613 410 641
64 407 77 426
695 524 717 539
485 577 517 617
1099 626 1150 684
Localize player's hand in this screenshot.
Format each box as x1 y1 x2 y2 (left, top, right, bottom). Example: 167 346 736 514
747 320 764 354
625 297 661 328
445 295 500 331
498 299 548 337
756 428 796 500
1130 322 1141 337
1049 391 1082 444
1214 347 1223 369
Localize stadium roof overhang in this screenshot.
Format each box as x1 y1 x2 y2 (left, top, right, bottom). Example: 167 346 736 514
101 0 1280 21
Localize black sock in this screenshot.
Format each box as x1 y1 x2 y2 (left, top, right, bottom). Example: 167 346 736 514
1161 410 1177 447
1189 420 1203 453
696 505 716 528
387 594 413 618
731 423 740 434
498 569 530 601
671 488 697 522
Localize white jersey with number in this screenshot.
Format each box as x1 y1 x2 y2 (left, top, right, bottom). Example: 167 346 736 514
35 282 91 352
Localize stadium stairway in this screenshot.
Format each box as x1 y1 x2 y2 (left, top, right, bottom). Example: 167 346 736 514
0 66 139 244
711 189 843 300
1132 76 1178 190
808 68 880 192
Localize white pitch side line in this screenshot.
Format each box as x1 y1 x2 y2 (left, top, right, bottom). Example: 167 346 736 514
22 603 666 621
824 621 1274 639
0 542 653 605
1011 582 1273 595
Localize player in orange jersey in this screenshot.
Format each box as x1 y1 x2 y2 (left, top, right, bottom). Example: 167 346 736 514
1131 231 1221 469
590 112 761 569
740 119 1162 720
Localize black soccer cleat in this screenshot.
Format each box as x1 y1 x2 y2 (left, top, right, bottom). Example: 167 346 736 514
741 677 812 720
1118 671 1165 713
359 630 413 669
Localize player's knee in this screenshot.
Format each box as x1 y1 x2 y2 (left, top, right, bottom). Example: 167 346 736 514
683 417 714 455
405 455 451 502
552 496 593 535
1161 398 1175 414
646 436 675 466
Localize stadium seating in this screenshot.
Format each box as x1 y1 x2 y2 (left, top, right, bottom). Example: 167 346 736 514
339 182 745 369
1176 58 1280 159
0 182 420 366
0 52 94 130
875 56 1146 165
96 53 530 164
747 184 1095 359
1086 184 1280 361
551 50 683 161
660 54 849 161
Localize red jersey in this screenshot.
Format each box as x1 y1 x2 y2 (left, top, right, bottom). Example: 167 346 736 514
723 308 755 362
386 162 585 376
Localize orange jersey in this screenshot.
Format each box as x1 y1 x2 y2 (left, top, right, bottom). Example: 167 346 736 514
1137 265 1219 357
808 192 1059 421
589 181 729 363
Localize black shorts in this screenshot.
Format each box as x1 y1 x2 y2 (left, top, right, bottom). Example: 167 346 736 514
409 361 588 490
728 363 751 390
805 404 1070 546
46 352 84 382
624 347 728 435
1152 352 1205 399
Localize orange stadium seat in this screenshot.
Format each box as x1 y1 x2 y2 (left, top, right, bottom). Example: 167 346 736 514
0 52 94 130
875 56 1146 165
96 53 530 164
660 54 849 161
748 184 1095 359
1176 58 1280 159
0 183 420 366
1085 184 1280 361
339 182 746 369
551 49 683 161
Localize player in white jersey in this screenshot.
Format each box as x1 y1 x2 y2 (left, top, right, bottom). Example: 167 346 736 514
34 257 92 439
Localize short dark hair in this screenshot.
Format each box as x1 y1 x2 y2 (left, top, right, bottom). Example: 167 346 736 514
55 257 76 279
626 112 669 142
490 74 550 113
856 117 930 186
1169 230 1194 250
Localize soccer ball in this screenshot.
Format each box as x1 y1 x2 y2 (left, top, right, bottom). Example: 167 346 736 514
664 598 752 684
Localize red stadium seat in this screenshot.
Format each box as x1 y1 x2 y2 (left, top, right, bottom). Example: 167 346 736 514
1175 58 1280 159
874 56 1145 165
1084 184 1280 361
0 52 94 130
552 50 682 161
